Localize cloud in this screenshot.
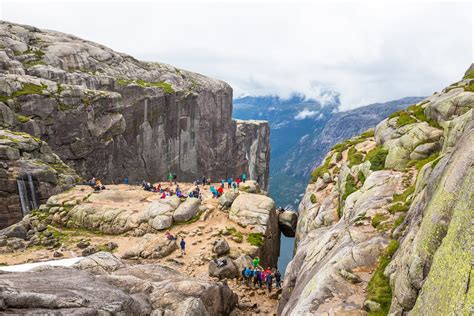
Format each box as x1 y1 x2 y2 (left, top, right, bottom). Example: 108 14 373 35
1 1 472 110
295 109 319 120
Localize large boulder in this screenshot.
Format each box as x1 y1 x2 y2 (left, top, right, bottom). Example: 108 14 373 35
229 193 275 232
218 190 239 209
208 257 238 279
73 252 125 274
213 238 230 255
278 210 298 237
0 223 28 239
173 198 200 222
122 234 178 259
239 180 261 193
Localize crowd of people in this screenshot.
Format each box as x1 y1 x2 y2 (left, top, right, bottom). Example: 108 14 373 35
241 256 282 293
87 177 106 191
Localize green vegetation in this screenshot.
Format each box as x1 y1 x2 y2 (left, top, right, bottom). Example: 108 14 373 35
116 78 175 94
347 147 364 167
0 82 48 103
310 193 317 204
388 202 409 214
397 111 417 127
464 82 474 92
408 153 440 171
330 137 365 154
366 146 388 171
310 155 332 182
463 70 474 79
392 214 405 231
337 204 343 218
247 232 264 247
406 103 440 128
357 170 366 186
366 239 399 316
336 151 343 162
360 129 375 138
173 213 202 226
371 213 387 228
16 114 31 123
393 185 415 203
342 174 358 201
226 226 243 243
22 60 46 68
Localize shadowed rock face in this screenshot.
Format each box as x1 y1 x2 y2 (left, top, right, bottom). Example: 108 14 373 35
0 21 270 188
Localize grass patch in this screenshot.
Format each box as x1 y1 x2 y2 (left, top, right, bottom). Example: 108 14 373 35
360 129 375 138
463 70 474 79
310 155 332 182
366 239 399 316
407 153 440 171
116 78 175 94
22 60 46 68
226 226 243 243
337 204 343 218
396 111 417 127
16 114 31 123
392 214 405 231
310 193 317 204
393 185 415 203
348 147 364 167
173 212 202 226
371 213 387 228
388 202 409 214
331 137 365 154
357 171 366 186
342 174 358 201
366 146 388 171
464 82 474 93
13 83 47 98
406 103 440 128
247 232 264 247
336 151 343 162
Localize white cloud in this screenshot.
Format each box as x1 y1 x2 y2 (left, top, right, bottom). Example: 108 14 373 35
295 109 319 120
1 1 472 110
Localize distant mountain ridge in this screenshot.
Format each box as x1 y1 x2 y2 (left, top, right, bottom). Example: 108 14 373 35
233 95 425 209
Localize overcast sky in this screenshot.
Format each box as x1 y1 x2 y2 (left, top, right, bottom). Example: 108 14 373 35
1 1 472 109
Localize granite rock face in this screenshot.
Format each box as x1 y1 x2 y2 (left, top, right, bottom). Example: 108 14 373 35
0 21 270 187
278 65 474 315
0 129 77 229
0 253 238 315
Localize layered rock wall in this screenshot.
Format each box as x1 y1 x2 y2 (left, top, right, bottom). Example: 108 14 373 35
0 22 270 188
278 65 474 315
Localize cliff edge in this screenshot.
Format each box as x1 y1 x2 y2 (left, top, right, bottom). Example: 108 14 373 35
278 65 474 315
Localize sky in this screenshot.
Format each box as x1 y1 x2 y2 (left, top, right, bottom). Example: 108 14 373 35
1 0 472 110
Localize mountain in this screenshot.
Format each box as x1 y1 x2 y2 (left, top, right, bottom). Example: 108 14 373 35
278 65 474 315
233 95 425 209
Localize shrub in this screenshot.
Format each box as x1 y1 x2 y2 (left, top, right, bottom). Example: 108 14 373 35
16 114 31 123
360 129 375 138
371 213 387 228
366 146 388 171
311 155 332 182
342 174 358 201
392 214 405 231
388 202 409 214
396 111 417 127
226 227 243 243
336 151 343 162
408 153 440 171
247 232 264 247
393 185 415 203
348 147 364 167
310 194 317 204
366 239 399 315
357 170 366 186
406 103 440 128
463 70 474 79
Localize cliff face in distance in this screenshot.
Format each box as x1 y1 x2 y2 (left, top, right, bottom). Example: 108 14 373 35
278 65 474 315
0 21 269 187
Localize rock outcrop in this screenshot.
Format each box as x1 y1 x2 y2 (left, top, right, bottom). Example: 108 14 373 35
0 21 270 228
0 253 238 315
0 129 77 229
278 65 474 315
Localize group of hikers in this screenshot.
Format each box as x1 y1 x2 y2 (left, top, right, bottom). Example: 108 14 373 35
241 256 282 293
209 172 247 198
142 181 203 201
87 177 106 191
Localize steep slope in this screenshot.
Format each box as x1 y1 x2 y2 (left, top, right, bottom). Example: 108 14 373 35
278 66 473 315
0 21 269 187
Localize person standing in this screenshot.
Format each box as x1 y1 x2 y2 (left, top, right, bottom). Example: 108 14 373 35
168 172 173 185
253 256 260 269
242 172 247 183
265 270 273 293
275 269 282 289
180 238 186 255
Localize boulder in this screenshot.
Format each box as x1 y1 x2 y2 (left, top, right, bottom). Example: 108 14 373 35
208 257 238 279
278 210 298 237
233 254 254 272
239 180 260 194
122 235 177 259
173 198 200 222
150 215 173 231
229 193 275 232
218 190 239 209
213 238 230 255
0 223 28 239
73 252 125 274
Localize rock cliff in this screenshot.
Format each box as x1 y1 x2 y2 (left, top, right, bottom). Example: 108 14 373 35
0 129 77 229
0 21 270 187
278 65 473 315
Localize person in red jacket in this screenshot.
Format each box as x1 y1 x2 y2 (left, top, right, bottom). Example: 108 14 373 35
217 186 223 197
236 178 241 187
